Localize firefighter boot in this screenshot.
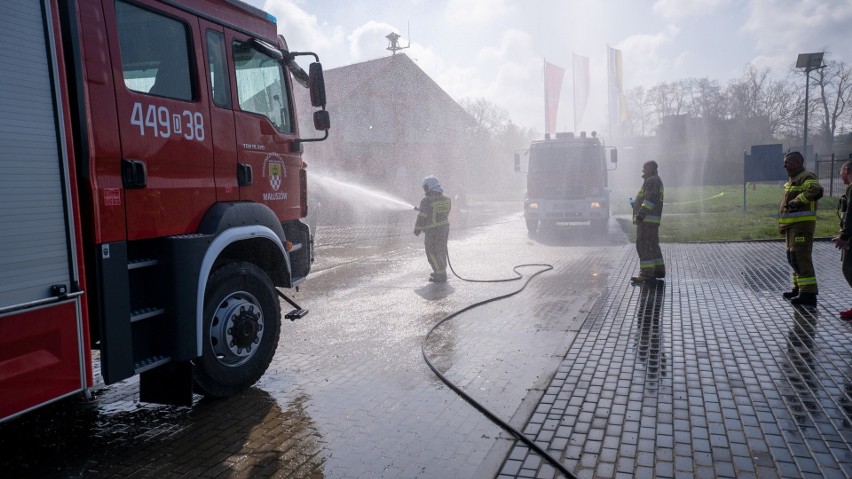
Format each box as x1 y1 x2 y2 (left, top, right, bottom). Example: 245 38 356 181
782 287 799 300
631 275 654 283
430 272 447 283
789 292 817 306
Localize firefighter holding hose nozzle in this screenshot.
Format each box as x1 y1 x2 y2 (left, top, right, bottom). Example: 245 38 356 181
414 176 451 283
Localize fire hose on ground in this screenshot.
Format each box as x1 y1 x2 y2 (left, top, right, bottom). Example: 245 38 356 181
420 252 578 479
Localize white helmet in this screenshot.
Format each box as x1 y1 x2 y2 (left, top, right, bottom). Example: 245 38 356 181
422 175 443 193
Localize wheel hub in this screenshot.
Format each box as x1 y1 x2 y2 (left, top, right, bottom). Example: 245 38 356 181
210 292 264 367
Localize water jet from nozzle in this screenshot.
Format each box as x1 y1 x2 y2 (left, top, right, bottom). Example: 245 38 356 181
311 174 416 211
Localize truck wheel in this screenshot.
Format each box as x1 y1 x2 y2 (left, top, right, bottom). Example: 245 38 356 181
525 217 539 234
193 261 281 398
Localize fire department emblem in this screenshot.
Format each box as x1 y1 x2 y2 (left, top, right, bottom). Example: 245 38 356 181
262 153 286 191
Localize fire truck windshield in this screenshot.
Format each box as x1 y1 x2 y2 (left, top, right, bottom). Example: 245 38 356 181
528 145 599 173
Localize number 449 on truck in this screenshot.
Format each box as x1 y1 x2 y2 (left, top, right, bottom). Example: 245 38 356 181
0 0 330 422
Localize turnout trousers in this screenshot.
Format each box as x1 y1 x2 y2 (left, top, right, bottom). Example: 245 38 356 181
424 224 449 275
842 244 852 289
785 225 817 294
636 222 665 278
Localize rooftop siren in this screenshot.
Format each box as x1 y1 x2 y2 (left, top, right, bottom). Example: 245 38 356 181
386 25 411 56
554 132 575 139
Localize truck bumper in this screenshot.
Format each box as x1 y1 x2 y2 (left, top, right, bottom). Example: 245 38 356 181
524 199 608 223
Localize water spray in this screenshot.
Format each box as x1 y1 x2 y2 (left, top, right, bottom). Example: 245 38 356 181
311 173 416 211
307 176 569 476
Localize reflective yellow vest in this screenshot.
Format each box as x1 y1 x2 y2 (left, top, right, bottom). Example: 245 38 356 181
416 194 451 230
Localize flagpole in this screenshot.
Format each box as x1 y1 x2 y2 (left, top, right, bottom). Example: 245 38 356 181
572 53 576 133
543 58 547 137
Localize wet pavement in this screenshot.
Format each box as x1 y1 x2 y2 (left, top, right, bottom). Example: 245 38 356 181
498 241 852 479
1 202 851 478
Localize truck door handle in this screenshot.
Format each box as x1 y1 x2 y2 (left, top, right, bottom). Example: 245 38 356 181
237 163 253 186
122 159 147 189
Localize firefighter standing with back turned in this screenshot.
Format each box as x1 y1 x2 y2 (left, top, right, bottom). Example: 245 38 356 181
415 176 451 283
631 161 666 283
831 159 852 318
779 151 823 306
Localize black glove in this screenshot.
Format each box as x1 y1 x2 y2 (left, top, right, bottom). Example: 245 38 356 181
414 229 421 236
636 214 645 222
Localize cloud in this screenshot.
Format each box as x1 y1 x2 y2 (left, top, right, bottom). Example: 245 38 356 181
652 0 731 19
437 29 543 131
443 0 515 26
616 25 681 86
347 20 401 61
742 0 852 72
261 0 344 52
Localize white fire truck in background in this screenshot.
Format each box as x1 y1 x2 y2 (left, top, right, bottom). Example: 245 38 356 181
1 0 329 422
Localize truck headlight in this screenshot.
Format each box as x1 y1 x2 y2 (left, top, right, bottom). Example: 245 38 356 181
528 202 538 209
590 201 602 209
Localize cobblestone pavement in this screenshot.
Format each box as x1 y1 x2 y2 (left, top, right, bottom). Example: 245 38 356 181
499 241 852 479
3 202 851 479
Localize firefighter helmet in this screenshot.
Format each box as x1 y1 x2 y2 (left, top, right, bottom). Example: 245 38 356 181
422 175 443 193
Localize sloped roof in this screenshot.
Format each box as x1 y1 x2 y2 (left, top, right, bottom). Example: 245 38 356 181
323 53 473 122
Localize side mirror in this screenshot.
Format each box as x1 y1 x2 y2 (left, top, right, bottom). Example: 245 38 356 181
514 153 521 172
309 63 326 107
313 110 330 131
610 149 618 163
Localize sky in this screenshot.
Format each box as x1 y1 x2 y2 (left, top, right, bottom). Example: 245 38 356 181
247 0 852 136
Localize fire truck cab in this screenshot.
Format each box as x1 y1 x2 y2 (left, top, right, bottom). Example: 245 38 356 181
517 132 617 234
0 0 329 421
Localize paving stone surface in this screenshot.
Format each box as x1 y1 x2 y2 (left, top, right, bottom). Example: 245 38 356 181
2 202 851 479
499 241 852 479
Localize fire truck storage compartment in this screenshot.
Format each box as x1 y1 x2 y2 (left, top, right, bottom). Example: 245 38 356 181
0 1 86 419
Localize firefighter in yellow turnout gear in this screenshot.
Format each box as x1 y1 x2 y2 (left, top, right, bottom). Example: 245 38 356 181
632 161 665 283
779 151 824 306
415 176 451 282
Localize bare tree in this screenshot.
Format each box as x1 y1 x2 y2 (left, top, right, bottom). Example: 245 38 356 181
625 86 653 136
648 80 691 125
812 60 852 153
725 64 800 138
684 78 725 119
459 97 510 138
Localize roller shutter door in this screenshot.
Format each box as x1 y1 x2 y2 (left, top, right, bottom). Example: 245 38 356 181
0 1 74 310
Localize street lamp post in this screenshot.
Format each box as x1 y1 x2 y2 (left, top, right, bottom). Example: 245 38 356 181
796 52 824 160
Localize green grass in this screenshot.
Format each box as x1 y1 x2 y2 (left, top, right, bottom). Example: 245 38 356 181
612 184 842 242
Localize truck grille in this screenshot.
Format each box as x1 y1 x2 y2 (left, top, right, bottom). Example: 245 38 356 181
541 185 588 199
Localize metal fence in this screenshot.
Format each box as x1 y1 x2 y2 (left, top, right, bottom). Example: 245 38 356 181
815 153 846 198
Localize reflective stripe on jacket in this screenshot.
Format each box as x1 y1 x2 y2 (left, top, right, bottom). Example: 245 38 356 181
778 168 822 230
416 193 451 231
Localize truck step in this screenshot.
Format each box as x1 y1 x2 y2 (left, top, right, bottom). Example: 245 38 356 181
134 355 171 374
128 258 159 270
130 306 166 322
285 308 309 320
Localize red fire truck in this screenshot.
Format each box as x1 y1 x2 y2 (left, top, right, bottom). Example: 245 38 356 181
0 0 330 422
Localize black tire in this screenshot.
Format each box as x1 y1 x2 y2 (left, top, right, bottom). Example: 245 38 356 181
525 217 539 234
193 261 281 397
